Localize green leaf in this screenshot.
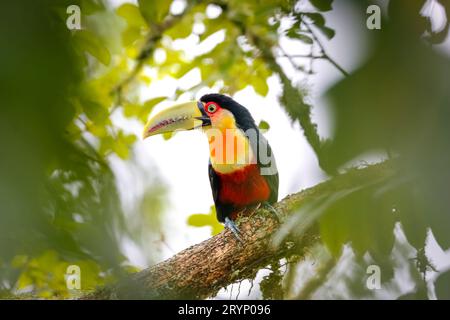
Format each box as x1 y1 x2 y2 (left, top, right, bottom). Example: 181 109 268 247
297 33 314 44
200 19 230 42
316 25 335 39
140 96 166 120
319 183 395 259
123 97 166 123
116 3 147 28
187 206 224 235
99 135 114 155
435 270 450 299
143 97 166 109
258 120 270 131
123 103 140 118
162 131 173 140
73 30 111 66
86 121 107 138
392 183 428 249
122 26 142 46
252 77 269 96
138 0 171 25
187 214 210 226
112 131 136 159
166 14 194 39
304 13 325 26
81 0 105 15
302 13 335 39
82 100 109 124
172 63 195 78
286 25 314 44
309 0 333 12
319 195 351 257
429 211 450 250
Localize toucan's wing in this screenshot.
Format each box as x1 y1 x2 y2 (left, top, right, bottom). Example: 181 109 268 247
208 161 220 205
208 162 233 222
246 127 279 204
263 145 279 204
261 140 279 204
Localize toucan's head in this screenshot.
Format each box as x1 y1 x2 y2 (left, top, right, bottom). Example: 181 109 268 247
142 94 256 139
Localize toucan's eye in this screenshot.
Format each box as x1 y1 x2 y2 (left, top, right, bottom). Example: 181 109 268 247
206 103 218 113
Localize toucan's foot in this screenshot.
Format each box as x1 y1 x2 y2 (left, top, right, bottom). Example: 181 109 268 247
263 202 281 223
225 217 243 243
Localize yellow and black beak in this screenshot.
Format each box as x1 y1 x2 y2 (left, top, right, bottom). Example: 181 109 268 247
142 101 210 139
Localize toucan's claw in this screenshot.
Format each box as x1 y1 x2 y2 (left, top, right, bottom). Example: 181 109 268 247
263 202 281 223
225 217 243 243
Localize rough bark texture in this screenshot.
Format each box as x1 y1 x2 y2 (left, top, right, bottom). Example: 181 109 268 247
85 162 393 300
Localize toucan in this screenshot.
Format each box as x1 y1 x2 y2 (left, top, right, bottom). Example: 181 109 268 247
143 94 279 241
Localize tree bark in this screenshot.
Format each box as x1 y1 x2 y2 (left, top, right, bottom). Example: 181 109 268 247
84 161 393 299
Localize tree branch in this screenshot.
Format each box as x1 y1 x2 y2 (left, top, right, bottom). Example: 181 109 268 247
84 161 393 300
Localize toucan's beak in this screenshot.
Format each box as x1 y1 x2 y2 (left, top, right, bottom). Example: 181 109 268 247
142 101 211 139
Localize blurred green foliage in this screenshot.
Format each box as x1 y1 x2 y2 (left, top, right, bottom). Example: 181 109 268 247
329 0 450 255
188 206 224 235
278 0 450 299
0 0 166 298
1 0 450 299
321 1 450 254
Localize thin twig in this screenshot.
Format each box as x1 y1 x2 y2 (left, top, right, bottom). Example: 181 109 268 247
277 53 325 59
276 47 311 73
303 22 349 77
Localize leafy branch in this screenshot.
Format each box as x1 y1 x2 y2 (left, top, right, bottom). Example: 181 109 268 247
111 0 198 97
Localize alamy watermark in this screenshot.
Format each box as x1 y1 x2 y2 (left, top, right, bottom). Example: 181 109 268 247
66 5 81 30
366 5 382 30
366 264 381 290
66 264 81 290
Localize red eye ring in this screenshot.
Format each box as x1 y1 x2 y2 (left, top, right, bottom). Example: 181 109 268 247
205 102 218 114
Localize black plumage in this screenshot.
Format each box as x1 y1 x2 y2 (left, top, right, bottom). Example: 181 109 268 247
200 94 279 222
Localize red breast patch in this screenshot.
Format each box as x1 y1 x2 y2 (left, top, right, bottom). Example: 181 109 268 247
216 164 270 206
